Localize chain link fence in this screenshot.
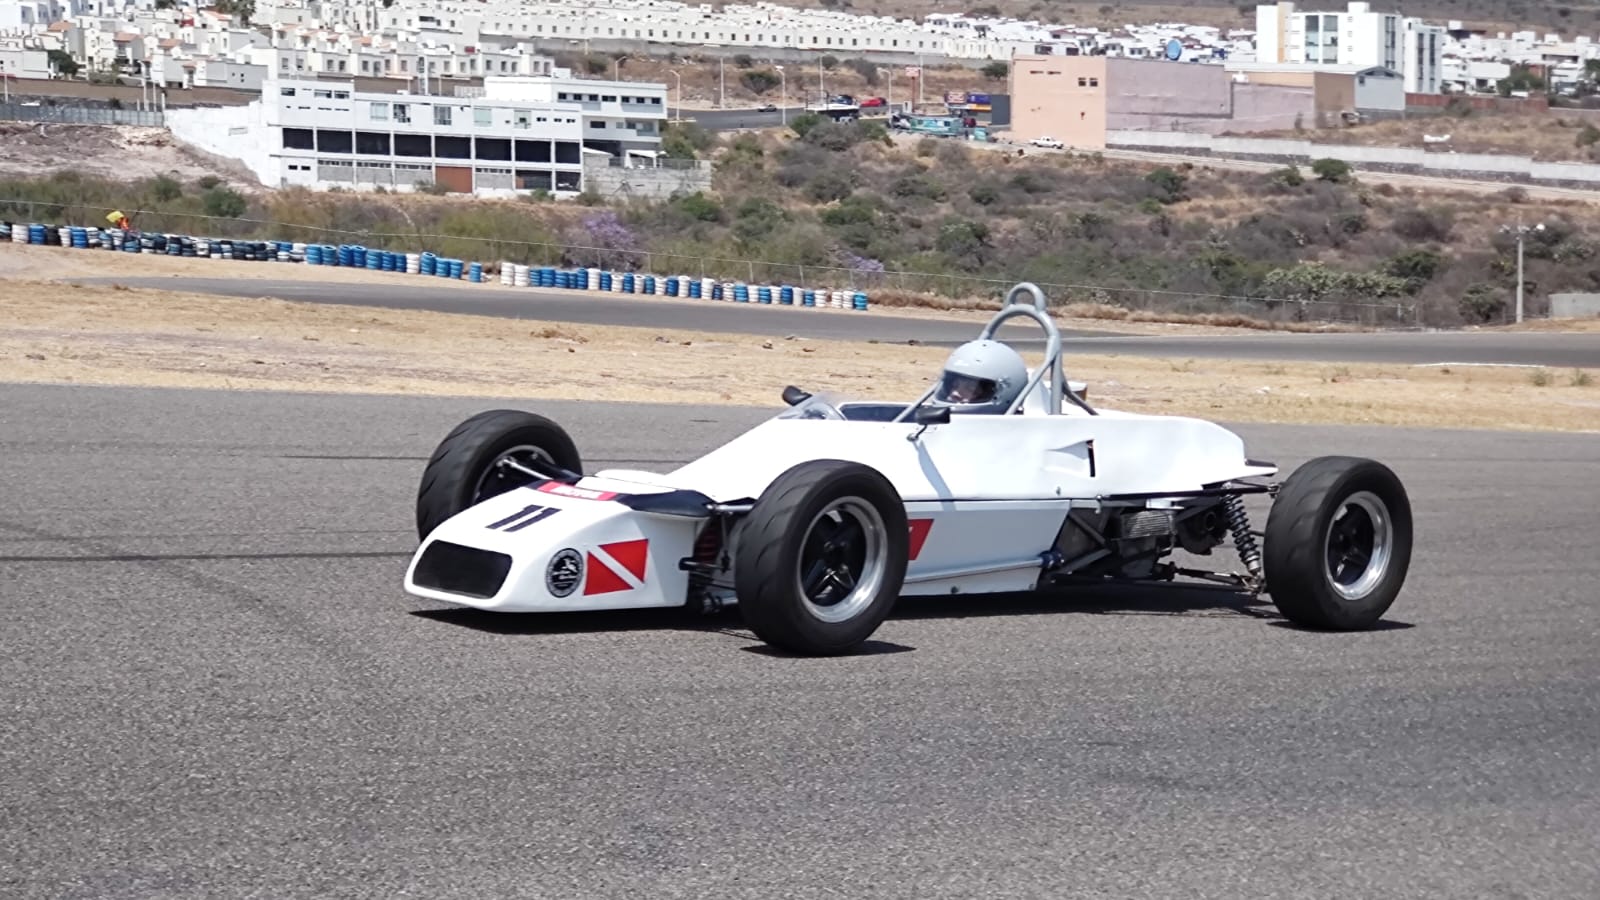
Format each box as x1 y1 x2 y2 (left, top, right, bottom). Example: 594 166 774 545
0 103 166 127
0 196 1420 326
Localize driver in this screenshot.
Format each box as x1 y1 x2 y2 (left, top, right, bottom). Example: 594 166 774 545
930 339 1029 415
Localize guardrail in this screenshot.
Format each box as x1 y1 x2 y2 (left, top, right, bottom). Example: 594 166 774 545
0 217 872 311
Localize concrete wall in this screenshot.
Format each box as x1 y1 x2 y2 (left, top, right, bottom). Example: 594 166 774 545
1108 57 1229 117
581 159 711 199
167 101 279 186
1104 129 1600 187
1314 71 1355 123
1550 293 1600 319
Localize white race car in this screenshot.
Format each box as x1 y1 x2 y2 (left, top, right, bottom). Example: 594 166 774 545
403 283 1413 655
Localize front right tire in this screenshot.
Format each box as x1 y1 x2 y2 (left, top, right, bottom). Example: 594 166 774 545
733 460 910 656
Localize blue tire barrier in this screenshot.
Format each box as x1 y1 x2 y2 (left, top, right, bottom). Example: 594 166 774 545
757 285 772 304
688 278 702 299
734 283 750 303
711 282 723 301
576 268 589 289
450 259 464 279
622 273 635 293
69 227 88 249
780 285 795 305
803 290 816 307
29 224 45 244
366 249 382 270
469 261 483 283
599 271 613 291
853 291 869 311
421 252 436 276
639 275 652 294
306 245 323 265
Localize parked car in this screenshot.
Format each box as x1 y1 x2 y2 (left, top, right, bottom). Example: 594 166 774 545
1029 136 1064 149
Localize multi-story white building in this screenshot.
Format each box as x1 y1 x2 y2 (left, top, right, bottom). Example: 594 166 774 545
165 71 671 197
1255 1 1443 93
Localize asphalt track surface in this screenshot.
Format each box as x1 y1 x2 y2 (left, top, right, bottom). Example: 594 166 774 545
94 275 1600 367
4 382 1599 898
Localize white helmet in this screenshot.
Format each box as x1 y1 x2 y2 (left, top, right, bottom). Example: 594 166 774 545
931 339 1029 415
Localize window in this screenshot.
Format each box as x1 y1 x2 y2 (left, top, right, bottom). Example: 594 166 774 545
1078 76 1087 86
280 86 296 96
474 107 492 126
434 105 452 126
370 101 388 121
1089 77 1099 86
393 103 409 123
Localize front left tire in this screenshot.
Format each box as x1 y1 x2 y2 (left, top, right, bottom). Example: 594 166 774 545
732 459 910 656
415 409 583 541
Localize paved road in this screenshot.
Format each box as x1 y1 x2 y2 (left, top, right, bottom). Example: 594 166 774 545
3 382 1598 898
669 106 805 130
97 276 1600 366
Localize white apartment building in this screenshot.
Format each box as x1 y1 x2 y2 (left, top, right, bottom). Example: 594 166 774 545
1255 1 1442 93
165 72 669 197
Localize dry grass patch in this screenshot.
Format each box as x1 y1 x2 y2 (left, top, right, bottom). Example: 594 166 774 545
1 280 1596 433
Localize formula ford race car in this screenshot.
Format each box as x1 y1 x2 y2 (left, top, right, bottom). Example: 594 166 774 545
403 283 1414 655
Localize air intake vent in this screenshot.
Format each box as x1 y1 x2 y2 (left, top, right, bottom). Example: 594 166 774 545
412 541 513 599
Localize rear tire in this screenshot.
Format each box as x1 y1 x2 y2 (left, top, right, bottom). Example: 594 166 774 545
1262 456 1413 630
733 460 909 656
415 410 583 541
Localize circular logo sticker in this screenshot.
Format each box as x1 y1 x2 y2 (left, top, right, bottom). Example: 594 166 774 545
546 548 583 598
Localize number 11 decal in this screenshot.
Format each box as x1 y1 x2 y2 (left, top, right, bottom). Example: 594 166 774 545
487 504 562 532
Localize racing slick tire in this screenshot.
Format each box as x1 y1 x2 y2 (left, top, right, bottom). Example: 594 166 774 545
1261 455 1413 631
415 409 583 541
733 459 910 656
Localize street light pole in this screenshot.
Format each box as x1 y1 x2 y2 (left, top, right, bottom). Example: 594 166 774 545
668 69 681 122
1501 219 1545 324
775 64 786 124
1516 227 1525 324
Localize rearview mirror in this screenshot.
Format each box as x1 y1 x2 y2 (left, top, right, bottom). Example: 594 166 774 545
782 385 812 407
913 406 950 426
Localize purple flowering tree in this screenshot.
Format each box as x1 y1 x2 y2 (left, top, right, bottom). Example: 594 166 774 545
839 251 886 289
564 209 644 270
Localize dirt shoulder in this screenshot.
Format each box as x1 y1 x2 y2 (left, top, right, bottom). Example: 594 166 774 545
2 278 1596 433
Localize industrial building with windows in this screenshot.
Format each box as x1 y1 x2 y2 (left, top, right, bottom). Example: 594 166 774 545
166 72 672 197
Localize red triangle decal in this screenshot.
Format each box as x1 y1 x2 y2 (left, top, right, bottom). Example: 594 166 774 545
599 539 649 582
583 552 632 595
907 519 934 561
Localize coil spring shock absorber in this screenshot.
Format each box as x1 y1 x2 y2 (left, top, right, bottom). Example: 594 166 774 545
1222 493 1263 578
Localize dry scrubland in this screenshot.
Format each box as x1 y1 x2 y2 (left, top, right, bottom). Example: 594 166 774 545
824 0 1588 38
565 52 993 110
1 263 1597 432
1245 109 1600 163
12 119 1600 329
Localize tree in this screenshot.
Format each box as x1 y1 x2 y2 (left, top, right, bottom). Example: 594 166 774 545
47 49 80 78
739 69 781 95
981 61 1008 80
1310 157 1352 183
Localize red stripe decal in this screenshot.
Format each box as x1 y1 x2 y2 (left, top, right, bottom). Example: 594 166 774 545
907 519 934 561
583 553 632 595
600 539 649 582
538 482 618 501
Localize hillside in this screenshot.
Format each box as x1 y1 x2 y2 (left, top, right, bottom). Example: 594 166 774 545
819 0 1600 39
5 118 1600 327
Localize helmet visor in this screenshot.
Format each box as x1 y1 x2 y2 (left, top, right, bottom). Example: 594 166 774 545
938 372 996 404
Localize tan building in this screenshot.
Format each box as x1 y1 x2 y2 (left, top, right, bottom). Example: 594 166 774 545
1009 55 1380 147
1007 56 1109 148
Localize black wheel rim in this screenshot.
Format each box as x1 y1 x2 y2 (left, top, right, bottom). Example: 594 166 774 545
472 444 553 504
794 497 888 624
1323 491 1393 601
